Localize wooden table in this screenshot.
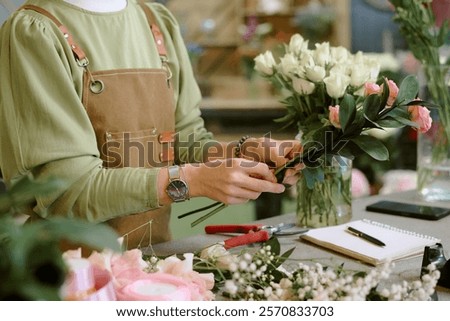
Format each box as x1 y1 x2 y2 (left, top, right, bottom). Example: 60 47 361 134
151 190 450 300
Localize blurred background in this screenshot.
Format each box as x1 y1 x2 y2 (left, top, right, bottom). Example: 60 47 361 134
1 0 449 238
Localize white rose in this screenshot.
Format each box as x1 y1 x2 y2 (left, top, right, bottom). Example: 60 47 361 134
313 42 331 66
199 243 237 270
254 51 276 75
323 73 350 98
298 50 315 68
364 58 381 82
349 63 371 87
329 64 350 77
289 34 309 55
352 51 365 64
330 46 351 64
305 65 326 82
293 77 316 95
279 53 299 77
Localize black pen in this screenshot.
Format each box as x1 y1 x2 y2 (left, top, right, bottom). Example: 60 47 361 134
346 226 386 247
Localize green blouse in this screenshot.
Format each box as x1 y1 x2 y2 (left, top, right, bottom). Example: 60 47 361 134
0 0 214 221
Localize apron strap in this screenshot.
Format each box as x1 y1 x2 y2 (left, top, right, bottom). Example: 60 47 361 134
20 2 171 80
19 5 89 67
138 0 172 82
138 0 168 58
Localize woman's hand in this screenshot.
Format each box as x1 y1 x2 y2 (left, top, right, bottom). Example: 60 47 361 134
184 158 285 205
241 137 303 185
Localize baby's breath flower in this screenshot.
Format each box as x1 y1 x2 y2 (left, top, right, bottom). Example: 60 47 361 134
224 280 238 295
229 263 238 272
200 238 438 301
239 260 248 270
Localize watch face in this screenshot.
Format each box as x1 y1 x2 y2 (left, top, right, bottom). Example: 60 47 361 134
166 180 189 201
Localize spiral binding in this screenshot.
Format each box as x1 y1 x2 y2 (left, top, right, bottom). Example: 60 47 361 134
361 219 439 241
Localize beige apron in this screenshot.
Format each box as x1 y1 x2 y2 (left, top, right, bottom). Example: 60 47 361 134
22 2 175 249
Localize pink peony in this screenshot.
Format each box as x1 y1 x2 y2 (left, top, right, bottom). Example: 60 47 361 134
328 105 341 128
408 103 433 133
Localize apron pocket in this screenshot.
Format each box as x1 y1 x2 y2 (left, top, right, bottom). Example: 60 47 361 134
102 128 173 168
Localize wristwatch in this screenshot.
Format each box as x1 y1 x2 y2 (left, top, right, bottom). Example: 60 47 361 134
166 165 190 202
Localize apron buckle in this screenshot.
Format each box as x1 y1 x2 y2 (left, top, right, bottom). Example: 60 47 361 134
77 57 90 68
160 56 172 86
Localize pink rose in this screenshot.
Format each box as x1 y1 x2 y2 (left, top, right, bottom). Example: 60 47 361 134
61 251 117 301
63 248 215 301
157 253 215 300
364 82 381 96
408 103 433 133
115 272 193 301
110 249 148 276
381 79 399 106
328 105 341 128
77 248 149 292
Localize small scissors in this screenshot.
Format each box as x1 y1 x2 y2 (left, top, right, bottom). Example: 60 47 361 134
204 223 308 249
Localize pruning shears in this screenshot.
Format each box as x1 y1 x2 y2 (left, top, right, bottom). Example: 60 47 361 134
204 222 308 249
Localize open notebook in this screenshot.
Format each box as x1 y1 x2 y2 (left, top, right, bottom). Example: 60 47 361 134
301 219 440 266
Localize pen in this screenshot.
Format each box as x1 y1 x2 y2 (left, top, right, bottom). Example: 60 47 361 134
346 226 386 247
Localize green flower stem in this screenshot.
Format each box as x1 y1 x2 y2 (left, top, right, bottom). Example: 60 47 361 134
296 159 352 228
190 203 228 228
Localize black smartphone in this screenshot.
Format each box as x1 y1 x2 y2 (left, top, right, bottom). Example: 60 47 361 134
366 200 450 221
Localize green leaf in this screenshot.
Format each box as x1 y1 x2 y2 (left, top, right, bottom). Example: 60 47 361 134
407 99 439 109
378 77 390 111
17 283 63 301
339 94 356 133
363 93 382 121
0 176 67 215
375 117 407 128
437 20 449 46
363 115 384 130
301 144 324 168
395 75 419 104
351 135 389 161
265 236 281 256
302 167 324 189
274 246 295 268
338 142 364 159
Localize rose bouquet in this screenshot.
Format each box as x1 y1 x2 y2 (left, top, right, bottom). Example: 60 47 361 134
253 34 433 227
254 33 433 178
180 33 434 228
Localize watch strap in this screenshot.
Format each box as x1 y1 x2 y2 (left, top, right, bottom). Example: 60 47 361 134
166 165 190 202
168 165 181 181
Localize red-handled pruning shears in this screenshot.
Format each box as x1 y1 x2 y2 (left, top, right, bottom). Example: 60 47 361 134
204 222 307 249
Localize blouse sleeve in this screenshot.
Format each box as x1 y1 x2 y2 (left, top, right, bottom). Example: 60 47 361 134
0 11 163 222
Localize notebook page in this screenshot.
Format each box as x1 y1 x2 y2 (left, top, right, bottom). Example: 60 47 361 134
301 219 440 265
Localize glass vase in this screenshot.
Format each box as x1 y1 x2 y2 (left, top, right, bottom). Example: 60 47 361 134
296 156 352 228
417 65 450 201
417 110 450 201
